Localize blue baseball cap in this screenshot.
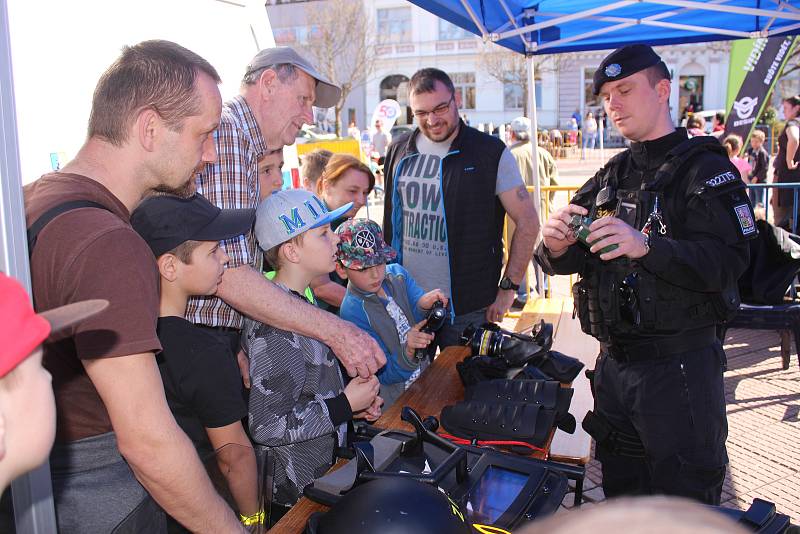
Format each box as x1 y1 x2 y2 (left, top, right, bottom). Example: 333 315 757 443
254 189 352 251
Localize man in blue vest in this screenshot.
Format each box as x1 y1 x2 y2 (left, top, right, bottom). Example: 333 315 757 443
382 68 539 350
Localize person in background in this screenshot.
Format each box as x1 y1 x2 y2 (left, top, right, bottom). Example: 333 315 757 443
24 40 244 533
507 116 559 304
300 148 333 193
336 219 447 408
258 150 285 201
242 190 380 524
189 46 384 392
772 95 800 231
723 134 752 183
686 115 706 137
131 195 260 530
711 112 726 138
582 111 598 155
571 108 582 130
347 121 360 140
0 273 106 493
568 117 579 145
745 129 769 208
312 154 375 313
371 119 391 164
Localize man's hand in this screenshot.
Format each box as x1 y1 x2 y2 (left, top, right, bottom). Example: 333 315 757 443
542 204 588 256
418 289 448 310
329 322 387 378
236 349 250 389
586 217 649 261
405 319 435 359
486 288 516 323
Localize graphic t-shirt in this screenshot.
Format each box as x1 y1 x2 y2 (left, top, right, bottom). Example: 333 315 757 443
384 295 412 345
396 134 454 299
396 133 524 300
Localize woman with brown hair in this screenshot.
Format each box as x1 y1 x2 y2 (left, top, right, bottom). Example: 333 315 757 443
773 95 800 230
312 154 376 312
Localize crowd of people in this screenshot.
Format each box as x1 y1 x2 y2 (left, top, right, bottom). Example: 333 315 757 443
0 37 791 534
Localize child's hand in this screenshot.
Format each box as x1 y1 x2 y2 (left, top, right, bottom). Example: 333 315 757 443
355 396 383 422
405 319 435 359
418 289 448 310
344 375 379 413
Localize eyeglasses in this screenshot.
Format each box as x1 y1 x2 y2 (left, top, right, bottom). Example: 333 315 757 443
412 95 454 120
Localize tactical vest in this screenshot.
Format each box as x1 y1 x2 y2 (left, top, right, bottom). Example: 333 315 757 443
573 136 742 342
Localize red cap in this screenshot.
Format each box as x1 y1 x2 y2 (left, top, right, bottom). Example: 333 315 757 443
0 273 108 377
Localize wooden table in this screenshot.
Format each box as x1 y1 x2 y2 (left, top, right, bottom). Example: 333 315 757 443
271 301 597 532
271 345 554 532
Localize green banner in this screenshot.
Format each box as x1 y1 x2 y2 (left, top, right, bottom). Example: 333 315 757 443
724 36 799 146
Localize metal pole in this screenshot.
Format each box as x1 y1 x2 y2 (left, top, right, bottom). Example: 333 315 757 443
0 0 58 530
527 54 545 298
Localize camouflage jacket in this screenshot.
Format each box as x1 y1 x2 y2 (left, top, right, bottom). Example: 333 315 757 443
242 285 348 506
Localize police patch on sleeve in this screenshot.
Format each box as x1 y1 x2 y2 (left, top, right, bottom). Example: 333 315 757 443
734 204 756 236
706 171 738 188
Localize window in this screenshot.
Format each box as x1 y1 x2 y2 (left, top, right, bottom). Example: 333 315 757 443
583 68 600 109
503 81 543 110
451 72 476 110
273 25 320 46
504 83 524 110
377 7 411 44
439 19 472 41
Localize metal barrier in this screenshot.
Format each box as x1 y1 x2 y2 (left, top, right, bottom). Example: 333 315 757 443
747 182 800 234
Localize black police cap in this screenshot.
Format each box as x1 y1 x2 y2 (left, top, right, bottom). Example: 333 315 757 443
592 44 669 95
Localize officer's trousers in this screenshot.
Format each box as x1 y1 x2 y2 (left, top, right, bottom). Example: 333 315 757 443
593 341 728 505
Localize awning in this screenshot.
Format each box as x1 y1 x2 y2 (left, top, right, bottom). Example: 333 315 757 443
408 0 800 55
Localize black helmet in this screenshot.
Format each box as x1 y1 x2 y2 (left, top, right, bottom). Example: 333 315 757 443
306 478 473 534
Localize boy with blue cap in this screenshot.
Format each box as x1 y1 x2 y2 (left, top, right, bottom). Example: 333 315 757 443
242 190 381 523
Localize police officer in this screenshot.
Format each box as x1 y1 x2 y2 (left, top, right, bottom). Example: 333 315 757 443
535 45 756 505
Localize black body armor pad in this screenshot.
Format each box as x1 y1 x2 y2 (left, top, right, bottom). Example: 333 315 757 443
573 136 745 340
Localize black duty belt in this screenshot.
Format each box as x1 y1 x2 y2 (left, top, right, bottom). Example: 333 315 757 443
601 326 717 363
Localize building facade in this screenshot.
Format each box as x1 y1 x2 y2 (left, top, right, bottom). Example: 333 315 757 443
269 0 736 134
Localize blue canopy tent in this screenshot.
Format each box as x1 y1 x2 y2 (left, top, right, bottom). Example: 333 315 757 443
407 0 800 293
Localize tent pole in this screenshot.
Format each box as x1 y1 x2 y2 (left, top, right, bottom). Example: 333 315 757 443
1 0 58 529
527 54 545 299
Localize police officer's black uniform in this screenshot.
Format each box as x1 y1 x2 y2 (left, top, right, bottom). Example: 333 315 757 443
535 45 757 505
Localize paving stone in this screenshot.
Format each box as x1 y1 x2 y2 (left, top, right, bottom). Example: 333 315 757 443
582 487 606 503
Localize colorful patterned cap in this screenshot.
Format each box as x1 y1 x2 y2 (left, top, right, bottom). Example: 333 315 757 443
335 218 396 270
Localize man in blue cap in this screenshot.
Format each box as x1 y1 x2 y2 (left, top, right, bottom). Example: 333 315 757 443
535 44 757 504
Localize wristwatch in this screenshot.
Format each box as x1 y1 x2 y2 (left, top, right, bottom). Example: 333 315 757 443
499 276 520 291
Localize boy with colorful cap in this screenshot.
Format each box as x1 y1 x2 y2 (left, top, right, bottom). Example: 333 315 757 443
130 194 262 528
242 189 381 521
336 219 447 409
0 273 106 492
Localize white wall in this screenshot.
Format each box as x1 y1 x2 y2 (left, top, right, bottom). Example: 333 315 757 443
7 0 273 183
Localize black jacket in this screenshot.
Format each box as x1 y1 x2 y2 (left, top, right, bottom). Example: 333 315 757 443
383 121 506 316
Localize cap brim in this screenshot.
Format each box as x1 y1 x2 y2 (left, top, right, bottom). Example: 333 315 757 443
294 65 342 108
40 299 109 336
311 202 353 230
313 81 342 109
193 208 256 242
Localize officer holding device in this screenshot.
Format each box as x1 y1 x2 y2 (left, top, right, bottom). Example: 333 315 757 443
535 44 756 505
